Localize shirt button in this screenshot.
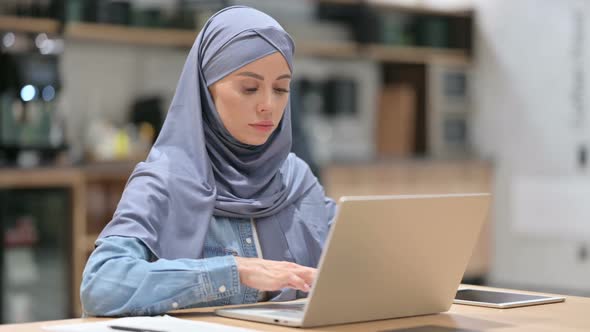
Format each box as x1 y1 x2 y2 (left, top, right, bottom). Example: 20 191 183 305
171 302 179 309
219 285 227 293
245 238 252 244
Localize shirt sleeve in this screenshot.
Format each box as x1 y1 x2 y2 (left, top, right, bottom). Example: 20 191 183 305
80 235 240 317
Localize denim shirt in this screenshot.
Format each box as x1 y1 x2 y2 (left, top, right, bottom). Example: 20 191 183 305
81 217 267 317
81 176 336 317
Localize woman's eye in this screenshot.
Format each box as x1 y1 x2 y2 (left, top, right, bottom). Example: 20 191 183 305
274 88 290 94
243 88 258 94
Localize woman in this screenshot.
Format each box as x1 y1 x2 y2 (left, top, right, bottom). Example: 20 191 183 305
80 6 336 317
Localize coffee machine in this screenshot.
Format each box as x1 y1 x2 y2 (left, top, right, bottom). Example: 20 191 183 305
0 36 67 167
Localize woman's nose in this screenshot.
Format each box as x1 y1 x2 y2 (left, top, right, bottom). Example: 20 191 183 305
256 90 273 113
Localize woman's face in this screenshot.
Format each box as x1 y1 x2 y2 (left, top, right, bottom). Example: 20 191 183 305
208 52 291 146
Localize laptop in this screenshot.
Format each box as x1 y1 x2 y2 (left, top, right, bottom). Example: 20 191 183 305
215 193 491 328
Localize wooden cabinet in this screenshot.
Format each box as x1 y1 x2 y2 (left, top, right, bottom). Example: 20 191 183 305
322 160 492 281
0 168 85 318
83 163 135 251
0 163 134 318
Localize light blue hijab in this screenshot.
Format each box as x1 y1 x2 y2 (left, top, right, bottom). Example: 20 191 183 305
99 6 317 259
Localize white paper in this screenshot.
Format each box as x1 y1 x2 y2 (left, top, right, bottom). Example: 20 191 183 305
43 315 258 332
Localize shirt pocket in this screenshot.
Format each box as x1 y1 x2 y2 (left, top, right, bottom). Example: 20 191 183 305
203 245 239 258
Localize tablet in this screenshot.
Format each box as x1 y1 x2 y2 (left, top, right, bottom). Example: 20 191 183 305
454 289 565 308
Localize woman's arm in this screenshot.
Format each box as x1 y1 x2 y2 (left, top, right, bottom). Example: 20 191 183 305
80 235 316 316
80 236 240 317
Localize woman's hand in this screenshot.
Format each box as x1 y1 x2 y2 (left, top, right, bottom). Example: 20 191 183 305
234 257 316 292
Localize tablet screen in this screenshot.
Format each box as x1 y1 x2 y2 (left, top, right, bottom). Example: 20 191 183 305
455 289 554 304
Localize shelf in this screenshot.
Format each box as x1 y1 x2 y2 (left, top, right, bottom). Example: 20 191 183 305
83 161 136 182
318 0 363 5
364 43 470 65
368 0 473 17
318 0 473 18
297 41 471 65
0 167 83 188
62 23 469 65
296 40 359 58
0 16 471 65
0 15 60 34
65 22 198 48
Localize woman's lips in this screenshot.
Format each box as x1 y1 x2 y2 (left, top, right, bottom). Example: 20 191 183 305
249 121 274 132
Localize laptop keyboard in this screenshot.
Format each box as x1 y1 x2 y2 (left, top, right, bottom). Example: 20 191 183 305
246 302 306 318
251 303 306 312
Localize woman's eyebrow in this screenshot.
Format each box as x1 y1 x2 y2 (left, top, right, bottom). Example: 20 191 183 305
236 72 264 80
236 72 292 81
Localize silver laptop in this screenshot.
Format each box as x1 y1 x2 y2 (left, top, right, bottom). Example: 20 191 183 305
215 193 491 328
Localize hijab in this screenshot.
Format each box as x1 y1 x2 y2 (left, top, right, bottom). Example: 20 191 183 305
98 6 317 259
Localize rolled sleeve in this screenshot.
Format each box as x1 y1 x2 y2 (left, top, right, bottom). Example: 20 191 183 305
81 236 241 317
202 255 240 301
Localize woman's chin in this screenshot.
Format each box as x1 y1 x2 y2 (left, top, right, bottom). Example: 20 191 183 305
239 134 271 146
250 138 271 146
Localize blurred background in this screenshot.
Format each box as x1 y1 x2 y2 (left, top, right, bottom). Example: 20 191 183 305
0 0 589 324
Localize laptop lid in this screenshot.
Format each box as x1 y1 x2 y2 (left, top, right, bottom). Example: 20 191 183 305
300 193 490 327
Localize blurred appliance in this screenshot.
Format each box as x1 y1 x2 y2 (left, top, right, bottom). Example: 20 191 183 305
130 96 164 144
323 78 357 117
293 77 358 118
0 52 66 166
291 57 379 164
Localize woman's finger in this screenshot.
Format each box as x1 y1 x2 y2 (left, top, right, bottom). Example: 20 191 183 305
295 267 316 286
286 273 310 292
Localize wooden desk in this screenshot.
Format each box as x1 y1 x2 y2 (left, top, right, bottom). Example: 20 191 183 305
1 285 587 332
